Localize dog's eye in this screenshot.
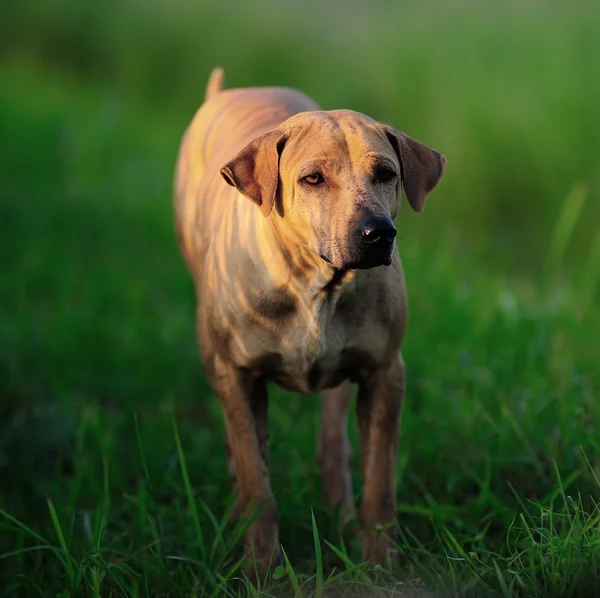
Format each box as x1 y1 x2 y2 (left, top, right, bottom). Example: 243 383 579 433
302 173 324 185
375 166 397 183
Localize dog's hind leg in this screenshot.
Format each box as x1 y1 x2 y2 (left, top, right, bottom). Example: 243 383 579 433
319 381 356 523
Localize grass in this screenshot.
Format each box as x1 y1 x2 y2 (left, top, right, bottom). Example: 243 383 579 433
1 1 600 595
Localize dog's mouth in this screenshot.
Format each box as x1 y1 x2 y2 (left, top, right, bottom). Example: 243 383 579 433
319 227 395 271
319 253 336 267
319 252 392 271
349 256 393 270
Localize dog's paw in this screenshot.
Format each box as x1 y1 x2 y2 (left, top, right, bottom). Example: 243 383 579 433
243 519 282 585
361 526 411 572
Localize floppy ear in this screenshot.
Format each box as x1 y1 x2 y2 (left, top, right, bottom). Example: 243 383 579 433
384 128 447 213
220 130 288 217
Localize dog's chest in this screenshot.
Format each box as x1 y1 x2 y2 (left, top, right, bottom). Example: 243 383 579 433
279 296 344 384
229 284 386 393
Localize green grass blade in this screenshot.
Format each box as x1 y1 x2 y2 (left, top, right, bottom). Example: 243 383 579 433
311 510 324 598
91 567 102 598
16 575 46 597
171 414 205 558
46 496 76 584
493 559 511 597
323 539 371 584
0 545 63 561
0 508 49 545
201 501 227 555
582 230 600 312
213 556 246 596
281 545 302 597
133 412 152 487
543 181 587 283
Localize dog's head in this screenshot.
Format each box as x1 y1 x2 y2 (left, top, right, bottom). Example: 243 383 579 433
220 110 446 270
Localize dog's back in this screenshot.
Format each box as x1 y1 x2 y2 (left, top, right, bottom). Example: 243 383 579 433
173 68 318 277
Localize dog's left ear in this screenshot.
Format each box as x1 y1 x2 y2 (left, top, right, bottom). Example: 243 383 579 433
220 129 288 217
384 128 447 213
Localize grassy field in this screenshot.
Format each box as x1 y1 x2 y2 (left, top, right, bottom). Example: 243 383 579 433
1 1 600 596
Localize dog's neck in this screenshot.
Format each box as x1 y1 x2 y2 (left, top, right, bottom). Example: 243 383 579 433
321 267 352 296
261 216 356 302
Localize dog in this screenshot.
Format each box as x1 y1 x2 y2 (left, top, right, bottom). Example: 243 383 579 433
174 67 446 574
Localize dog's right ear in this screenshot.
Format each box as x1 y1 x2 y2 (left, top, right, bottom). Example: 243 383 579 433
220 130 288 217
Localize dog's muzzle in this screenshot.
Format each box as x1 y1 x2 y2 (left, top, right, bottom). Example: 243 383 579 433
319 215 397 271
354 216 396 269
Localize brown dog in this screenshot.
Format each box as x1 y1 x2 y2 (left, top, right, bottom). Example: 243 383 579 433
174 67 446 573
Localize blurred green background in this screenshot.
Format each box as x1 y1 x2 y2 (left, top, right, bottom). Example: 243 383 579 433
1 0 599 594
4 0 600 274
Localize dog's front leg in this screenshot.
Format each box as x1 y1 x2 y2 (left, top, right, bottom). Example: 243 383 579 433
356 353 405 568
213 356 280 574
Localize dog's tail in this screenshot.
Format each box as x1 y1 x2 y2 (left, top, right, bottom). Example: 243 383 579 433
205 66 225 102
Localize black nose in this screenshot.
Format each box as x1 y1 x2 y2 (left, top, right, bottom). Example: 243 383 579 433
360 217 397 245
